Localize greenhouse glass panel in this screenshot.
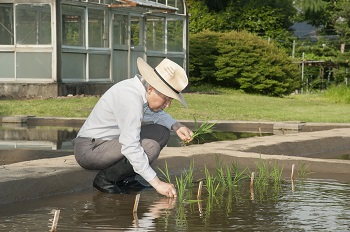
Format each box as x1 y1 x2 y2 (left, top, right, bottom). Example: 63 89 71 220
0 4 14 45
89 54 109 80
113 15 128 46
147 56 164 68
62 5 85 47
62 53 85 80
16 4 51 45
148 56 183 71
16 52 51 79
177 0 185 14
0 52 14 78
112 50 127 82
146 16 164 51
88 9 109 48
167 19 183 52
130 16 142 46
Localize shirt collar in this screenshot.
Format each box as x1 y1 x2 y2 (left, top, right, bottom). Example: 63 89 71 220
133 75 147 103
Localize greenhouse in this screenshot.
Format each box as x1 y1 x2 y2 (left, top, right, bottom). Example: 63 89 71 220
0 0 188 98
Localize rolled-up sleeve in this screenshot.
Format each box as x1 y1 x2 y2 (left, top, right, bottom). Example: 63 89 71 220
143 104 177 130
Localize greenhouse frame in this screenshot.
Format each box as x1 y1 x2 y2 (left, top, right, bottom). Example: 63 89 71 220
0 0 189 98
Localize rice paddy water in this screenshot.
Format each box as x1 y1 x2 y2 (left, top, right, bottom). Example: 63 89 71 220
1 163 349 231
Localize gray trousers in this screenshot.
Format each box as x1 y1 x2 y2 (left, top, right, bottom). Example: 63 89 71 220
73 124 170 170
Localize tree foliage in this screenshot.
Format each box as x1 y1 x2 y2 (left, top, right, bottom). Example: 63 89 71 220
189 31 300 96
189 31 220 84
187 0 296 37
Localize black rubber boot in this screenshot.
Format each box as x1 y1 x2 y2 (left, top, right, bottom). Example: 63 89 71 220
93 175 125 194
93 157 136 194
118 175 153 192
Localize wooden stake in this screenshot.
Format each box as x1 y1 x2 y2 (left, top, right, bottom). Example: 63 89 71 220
50 210 60 232
291 164 295 180
258 127 262 136
197 181 203 200
250 187 255 201
133 193 141 213
133 213 139 228
198 200 203 216
250 172 255 189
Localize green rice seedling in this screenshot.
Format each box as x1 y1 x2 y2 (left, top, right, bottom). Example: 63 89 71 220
297 162 312 181
270 160 284 184
183 160 194 188
184 116 216 145
225 165 234 189
254 159 270 187
175 174 186 203
157 161 171 183
215 157 227 187
204 166 220 198
226 188 234 215
231 161 247 186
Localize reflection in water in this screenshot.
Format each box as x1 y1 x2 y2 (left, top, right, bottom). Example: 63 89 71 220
0 125 270 151
0 179 349 231
0 125 79 151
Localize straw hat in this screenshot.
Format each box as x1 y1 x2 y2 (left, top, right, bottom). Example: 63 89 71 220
137 57 188 108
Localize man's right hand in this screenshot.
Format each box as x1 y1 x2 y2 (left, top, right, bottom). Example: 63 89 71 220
149 176 177 198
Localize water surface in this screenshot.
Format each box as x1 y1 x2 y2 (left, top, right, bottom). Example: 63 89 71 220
0 179 349 231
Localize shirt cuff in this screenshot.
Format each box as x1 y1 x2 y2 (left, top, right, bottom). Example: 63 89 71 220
139 166 157 182
171 121 183 131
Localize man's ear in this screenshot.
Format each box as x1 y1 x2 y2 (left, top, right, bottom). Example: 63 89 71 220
147 85 154 94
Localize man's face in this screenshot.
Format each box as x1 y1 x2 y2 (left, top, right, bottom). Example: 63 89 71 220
147 86 173 112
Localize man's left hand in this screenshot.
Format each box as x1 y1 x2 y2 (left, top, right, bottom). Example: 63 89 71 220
173 123 193 142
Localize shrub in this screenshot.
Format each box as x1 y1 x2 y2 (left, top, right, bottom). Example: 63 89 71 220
189 30 221 85
189 30 301 96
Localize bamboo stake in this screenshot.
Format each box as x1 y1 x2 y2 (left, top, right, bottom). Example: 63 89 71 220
291 164 295 192
250 187 255 201
133 193 141 213
133 213 139 228
291 164 295 180
50 210 60 232
198 200 203 216
250 172 255 189
197 181 203 200
132 194 140 228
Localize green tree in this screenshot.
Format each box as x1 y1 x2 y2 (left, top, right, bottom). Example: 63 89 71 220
214 31 300 96
189 30 221 85
187 0 296 37
189 30 301 96
332 0 350 43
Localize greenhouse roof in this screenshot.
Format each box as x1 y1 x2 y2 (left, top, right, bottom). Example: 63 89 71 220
111 0 178 11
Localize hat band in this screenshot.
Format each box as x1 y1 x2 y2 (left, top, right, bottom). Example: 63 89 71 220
154 68 179 94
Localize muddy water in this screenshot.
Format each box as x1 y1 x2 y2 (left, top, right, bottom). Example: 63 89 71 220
0 179 349 231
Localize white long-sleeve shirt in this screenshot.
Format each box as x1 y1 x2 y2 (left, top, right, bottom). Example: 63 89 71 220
77 75 176 181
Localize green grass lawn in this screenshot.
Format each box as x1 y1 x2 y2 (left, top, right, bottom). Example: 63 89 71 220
1 88 349 123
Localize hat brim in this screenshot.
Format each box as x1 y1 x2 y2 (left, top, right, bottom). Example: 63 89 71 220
137 58 187 109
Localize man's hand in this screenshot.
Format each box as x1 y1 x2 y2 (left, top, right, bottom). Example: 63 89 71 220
149 176 177 198
172 122 194 142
